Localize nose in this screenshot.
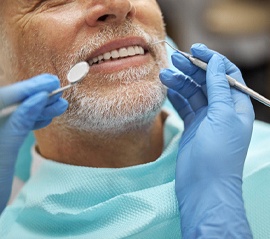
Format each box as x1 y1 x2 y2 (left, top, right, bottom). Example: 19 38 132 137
85 0 136 27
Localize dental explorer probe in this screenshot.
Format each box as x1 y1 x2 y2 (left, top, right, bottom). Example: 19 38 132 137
153 40 270 108
0 61 90 119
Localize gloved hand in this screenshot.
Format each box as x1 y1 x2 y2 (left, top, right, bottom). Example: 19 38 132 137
0 74 68 213
160 44 254 238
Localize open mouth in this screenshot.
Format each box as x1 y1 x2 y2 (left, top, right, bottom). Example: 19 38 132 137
88 45 147 66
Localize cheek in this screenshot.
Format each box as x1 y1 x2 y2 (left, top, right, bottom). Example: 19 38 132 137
14 13 81 80
15 27 54 79
135 2 165 37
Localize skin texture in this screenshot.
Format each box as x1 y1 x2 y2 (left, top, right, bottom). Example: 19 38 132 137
0 0 168 167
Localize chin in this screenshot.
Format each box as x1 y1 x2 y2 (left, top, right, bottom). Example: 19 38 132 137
58 64 167 135
57 42 168 135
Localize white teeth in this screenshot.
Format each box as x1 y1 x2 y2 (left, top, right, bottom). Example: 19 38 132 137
103 52 111 60
98 55 104 61
127 46 136 56
119 48 128 57
89 45 146 66
134 46 141 55
111 50 119 59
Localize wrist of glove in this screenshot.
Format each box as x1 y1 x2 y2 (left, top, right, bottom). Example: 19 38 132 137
180 179 250 238
0 74 68 164
0 74 68 213
160 43 254 238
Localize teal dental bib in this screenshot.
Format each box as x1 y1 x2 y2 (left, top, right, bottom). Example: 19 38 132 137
0 112 184 239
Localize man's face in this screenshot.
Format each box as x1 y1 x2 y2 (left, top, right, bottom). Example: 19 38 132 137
1 0 168 134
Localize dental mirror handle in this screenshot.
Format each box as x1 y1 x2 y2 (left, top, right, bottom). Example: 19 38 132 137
0 104 20 119
48 84 73 97
0 84 74 119
0 61 90 119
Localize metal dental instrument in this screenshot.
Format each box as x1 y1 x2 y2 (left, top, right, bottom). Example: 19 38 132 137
49 61 90 97
0 61 90 119
153 40 270 108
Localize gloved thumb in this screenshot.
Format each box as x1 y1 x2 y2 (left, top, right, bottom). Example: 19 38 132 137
206 54 233 110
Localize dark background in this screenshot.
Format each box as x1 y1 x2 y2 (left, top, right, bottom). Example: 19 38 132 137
157 0 270 123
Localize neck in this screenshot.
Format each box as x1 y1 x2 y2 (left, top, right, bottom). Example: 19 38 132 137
35 112 167 168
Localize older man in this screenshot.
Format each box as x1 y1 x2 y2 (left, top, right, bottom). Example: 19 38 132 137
1 0 268 238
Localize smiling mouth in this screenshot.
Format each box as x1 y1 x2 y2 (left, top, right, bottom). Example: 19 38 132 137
88 45 147 66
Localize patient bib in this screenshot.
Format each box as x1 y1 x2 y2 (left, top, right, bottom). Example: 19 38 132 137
0 109 184 239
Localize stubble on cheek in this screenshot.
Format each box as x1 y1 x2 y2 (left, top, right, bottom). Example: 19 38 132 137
3 15 167 86
17 29 62 79
0 20 20 85
9 19 72 85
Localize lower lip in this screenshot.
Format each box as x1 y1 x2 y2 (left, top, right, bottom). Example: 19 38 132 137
88 53 151 73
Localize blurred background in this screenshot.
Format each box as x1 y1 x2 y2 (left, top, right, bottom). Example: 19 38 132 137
157 0 270 122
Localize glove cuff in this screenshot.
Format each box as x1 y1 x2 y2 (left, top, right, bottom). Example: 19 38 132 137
178 178 252 238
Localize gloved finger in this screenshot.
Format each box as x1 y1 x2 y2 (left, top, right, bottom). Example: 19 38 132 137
160 69 207 112
231 88 255 121
171 53 207 95
191 43 243 82
223 64 254 118
0 74 60 110
33 119 53 130
206 54 234 111
5 92 49 137
192 45 254 118
167 88 195 127
37 98 68 121
171 52 202 81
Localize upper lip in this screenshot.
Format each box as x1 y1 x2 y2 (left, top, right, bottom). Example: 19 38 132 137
86 37 149 62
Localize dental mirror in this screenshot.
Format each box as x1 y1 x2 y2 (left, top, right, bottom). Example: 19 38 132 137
49 61 90 96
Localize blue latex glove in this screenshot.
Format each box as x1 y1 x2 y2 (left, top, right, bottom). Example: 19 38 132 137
160 44 254 238
0 74 68 213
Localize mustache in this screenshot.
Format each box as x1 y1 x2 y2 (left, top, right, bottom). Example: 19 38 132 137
67 20 161 66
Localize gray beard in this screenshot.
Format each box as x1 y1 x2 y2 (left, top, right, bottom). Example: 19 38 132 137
57 62 167 135
54 21 168 136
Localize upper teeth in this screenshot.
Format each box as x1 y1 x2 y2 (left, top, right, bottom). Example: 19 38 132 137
89 45 145 65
